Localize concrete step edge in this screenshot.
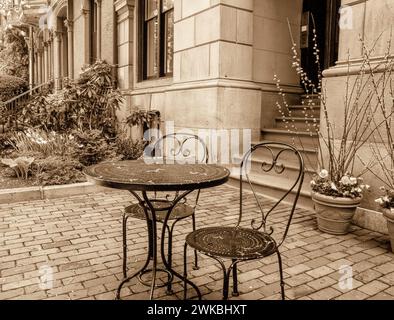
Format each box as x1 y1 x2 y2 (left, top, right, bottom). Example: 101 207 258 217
251 141 318 154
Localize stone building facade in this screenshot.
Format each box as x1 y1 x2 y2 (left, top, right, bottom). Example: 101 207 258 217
11 0 307 139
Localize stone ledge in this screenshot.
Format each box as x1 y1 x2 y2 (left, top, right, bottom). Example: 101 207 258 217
0 187 42 204
0 182 114 204
353 207 388 234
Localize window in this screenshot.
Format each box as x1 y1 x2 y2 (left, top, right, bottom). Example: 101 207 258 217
140 0 174 80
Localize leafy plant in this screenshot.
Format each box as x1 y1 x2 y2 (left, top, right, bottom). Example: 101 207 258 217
21 61 123 136
311 169 369 199
115 134 146 160
71 130 117 166
0 132 16 153
126 108 160 128
1 157 34 179
7 129 78 158
0 27 29 81
375 187 394 210
0 75 28 102
33 156 85 186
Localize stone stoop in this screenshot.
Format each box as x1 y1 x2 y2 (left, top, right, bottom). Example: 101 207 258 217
230 95 320 210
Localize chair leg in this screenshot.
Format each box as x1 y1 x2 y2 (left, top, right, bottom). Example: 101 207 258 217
122 212 129 279
276 250 285 300
223 277 230 300
214 259 231 301
183 242 188 300
232 259 239 297
166 224 173 295
191 213 199 270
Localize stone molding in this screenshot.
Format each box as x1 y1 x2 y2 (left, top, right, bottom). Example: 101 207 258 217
127 78 302 96
323 55 394 78
64 19 73 30
115 0 135 14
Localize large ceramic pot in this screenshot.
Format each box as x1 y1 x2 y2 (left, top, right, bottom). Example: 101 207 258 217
311 192 362 235
382 208 394 253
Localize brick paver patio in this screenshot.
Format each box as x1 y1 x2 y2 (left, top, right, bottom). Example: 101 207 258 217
1 184 393 300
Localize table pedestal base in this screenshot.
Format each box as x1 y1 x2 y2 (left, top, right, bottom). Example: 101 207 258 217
115 191 202 300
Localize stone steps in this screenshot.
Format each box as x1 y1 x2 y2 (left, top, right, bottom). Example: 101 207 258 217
287 105 321 118
275 116 320 131
228 171 313 210
261 128 319 149
231 96 321 209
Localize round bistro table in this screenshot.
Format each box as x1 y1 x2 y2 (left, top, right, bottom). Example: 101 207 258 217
84 160 230 300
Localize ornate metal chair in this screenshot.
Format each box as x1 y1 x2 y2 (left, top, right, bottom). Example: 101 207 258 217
183 142 304 300
122 133 209 294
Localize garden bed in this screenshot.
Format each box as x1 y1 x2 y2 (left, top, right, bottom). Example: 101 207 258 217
0 165 39 190
0 61 152 199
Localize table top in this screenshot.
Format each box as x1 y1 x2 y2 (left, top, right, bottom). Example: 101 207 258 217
84 160 230 192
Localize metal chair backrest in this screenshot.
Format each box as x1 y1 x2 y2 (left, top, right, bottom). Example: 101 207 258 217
237 142 305 247
150 133 209 165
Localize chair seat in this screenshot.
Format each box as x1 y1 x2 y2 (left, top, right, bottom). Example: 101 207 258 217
125 202 194 221
186 227 277 260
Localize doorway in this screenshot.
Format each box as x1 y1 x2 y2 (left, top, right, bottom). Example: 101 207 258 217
301 0 340 88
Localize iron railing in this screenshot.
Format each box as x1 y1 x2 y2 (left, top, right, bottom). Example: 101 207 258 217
0 81 53 132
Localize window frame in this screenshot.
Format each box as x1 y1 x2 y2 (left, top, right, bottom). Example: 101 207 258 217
139 0 174 81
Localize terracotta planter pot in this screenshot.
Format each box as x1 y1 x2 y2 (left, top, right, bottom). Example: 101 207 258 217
382 208 394 253
311 192 362 235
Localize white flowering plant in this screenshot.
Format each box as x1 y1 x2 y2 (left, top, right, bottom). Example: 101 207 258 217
7 129 78 158
375 187 394 209
274 19 393 201
311 169 370 199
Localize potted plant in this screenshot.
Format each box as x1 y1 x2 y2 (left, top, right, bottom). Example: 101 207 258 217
375 188 394 252
311 170 369 234
274 21 392 235
125 107 161 141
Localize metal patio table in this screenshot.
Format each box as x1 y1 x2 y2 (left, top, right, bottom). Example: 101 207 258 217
84 160 230 300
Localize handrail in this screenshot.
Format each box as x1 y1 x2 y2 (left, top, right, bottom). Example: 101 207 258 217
0 81 54 132
3 81 53 105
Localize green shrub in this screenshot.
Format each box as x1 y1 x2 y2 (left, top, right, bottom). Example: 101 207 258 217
0 132 16 154
0 75 28 102
115 135 146 160
6 129 79 158
21 61 122 136
71 130 117 166
1 157 34 179
33 156 85 186
0 27 29 81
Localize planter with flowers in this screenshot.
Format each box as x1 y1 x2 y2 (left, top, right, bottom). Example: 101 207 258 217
311 170 369 234
274 22 392 235
375 188 394 252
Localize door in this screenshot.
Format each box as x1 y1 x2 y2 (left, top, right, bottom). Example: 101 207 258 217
301 0 340 89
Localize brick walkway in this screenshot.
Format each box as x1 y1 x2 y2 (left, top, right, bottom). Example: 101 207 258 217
0 184 393 300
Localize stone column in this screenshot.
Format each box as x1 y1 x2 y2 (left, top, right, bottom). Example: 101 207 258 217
43 41 49 82
48 32 53 80
28 26 34 90
81 3 91 65
34 51 38 86
115 0 135 90
37 47 43 84
64 19 74 79
54 31 63 90
95 0 102 60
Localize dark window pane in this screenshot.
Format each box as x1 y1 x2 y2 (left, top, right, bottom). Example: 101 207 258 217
147 18 159 77
146 0 158 20
165 10 174 74
162 0 174 12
